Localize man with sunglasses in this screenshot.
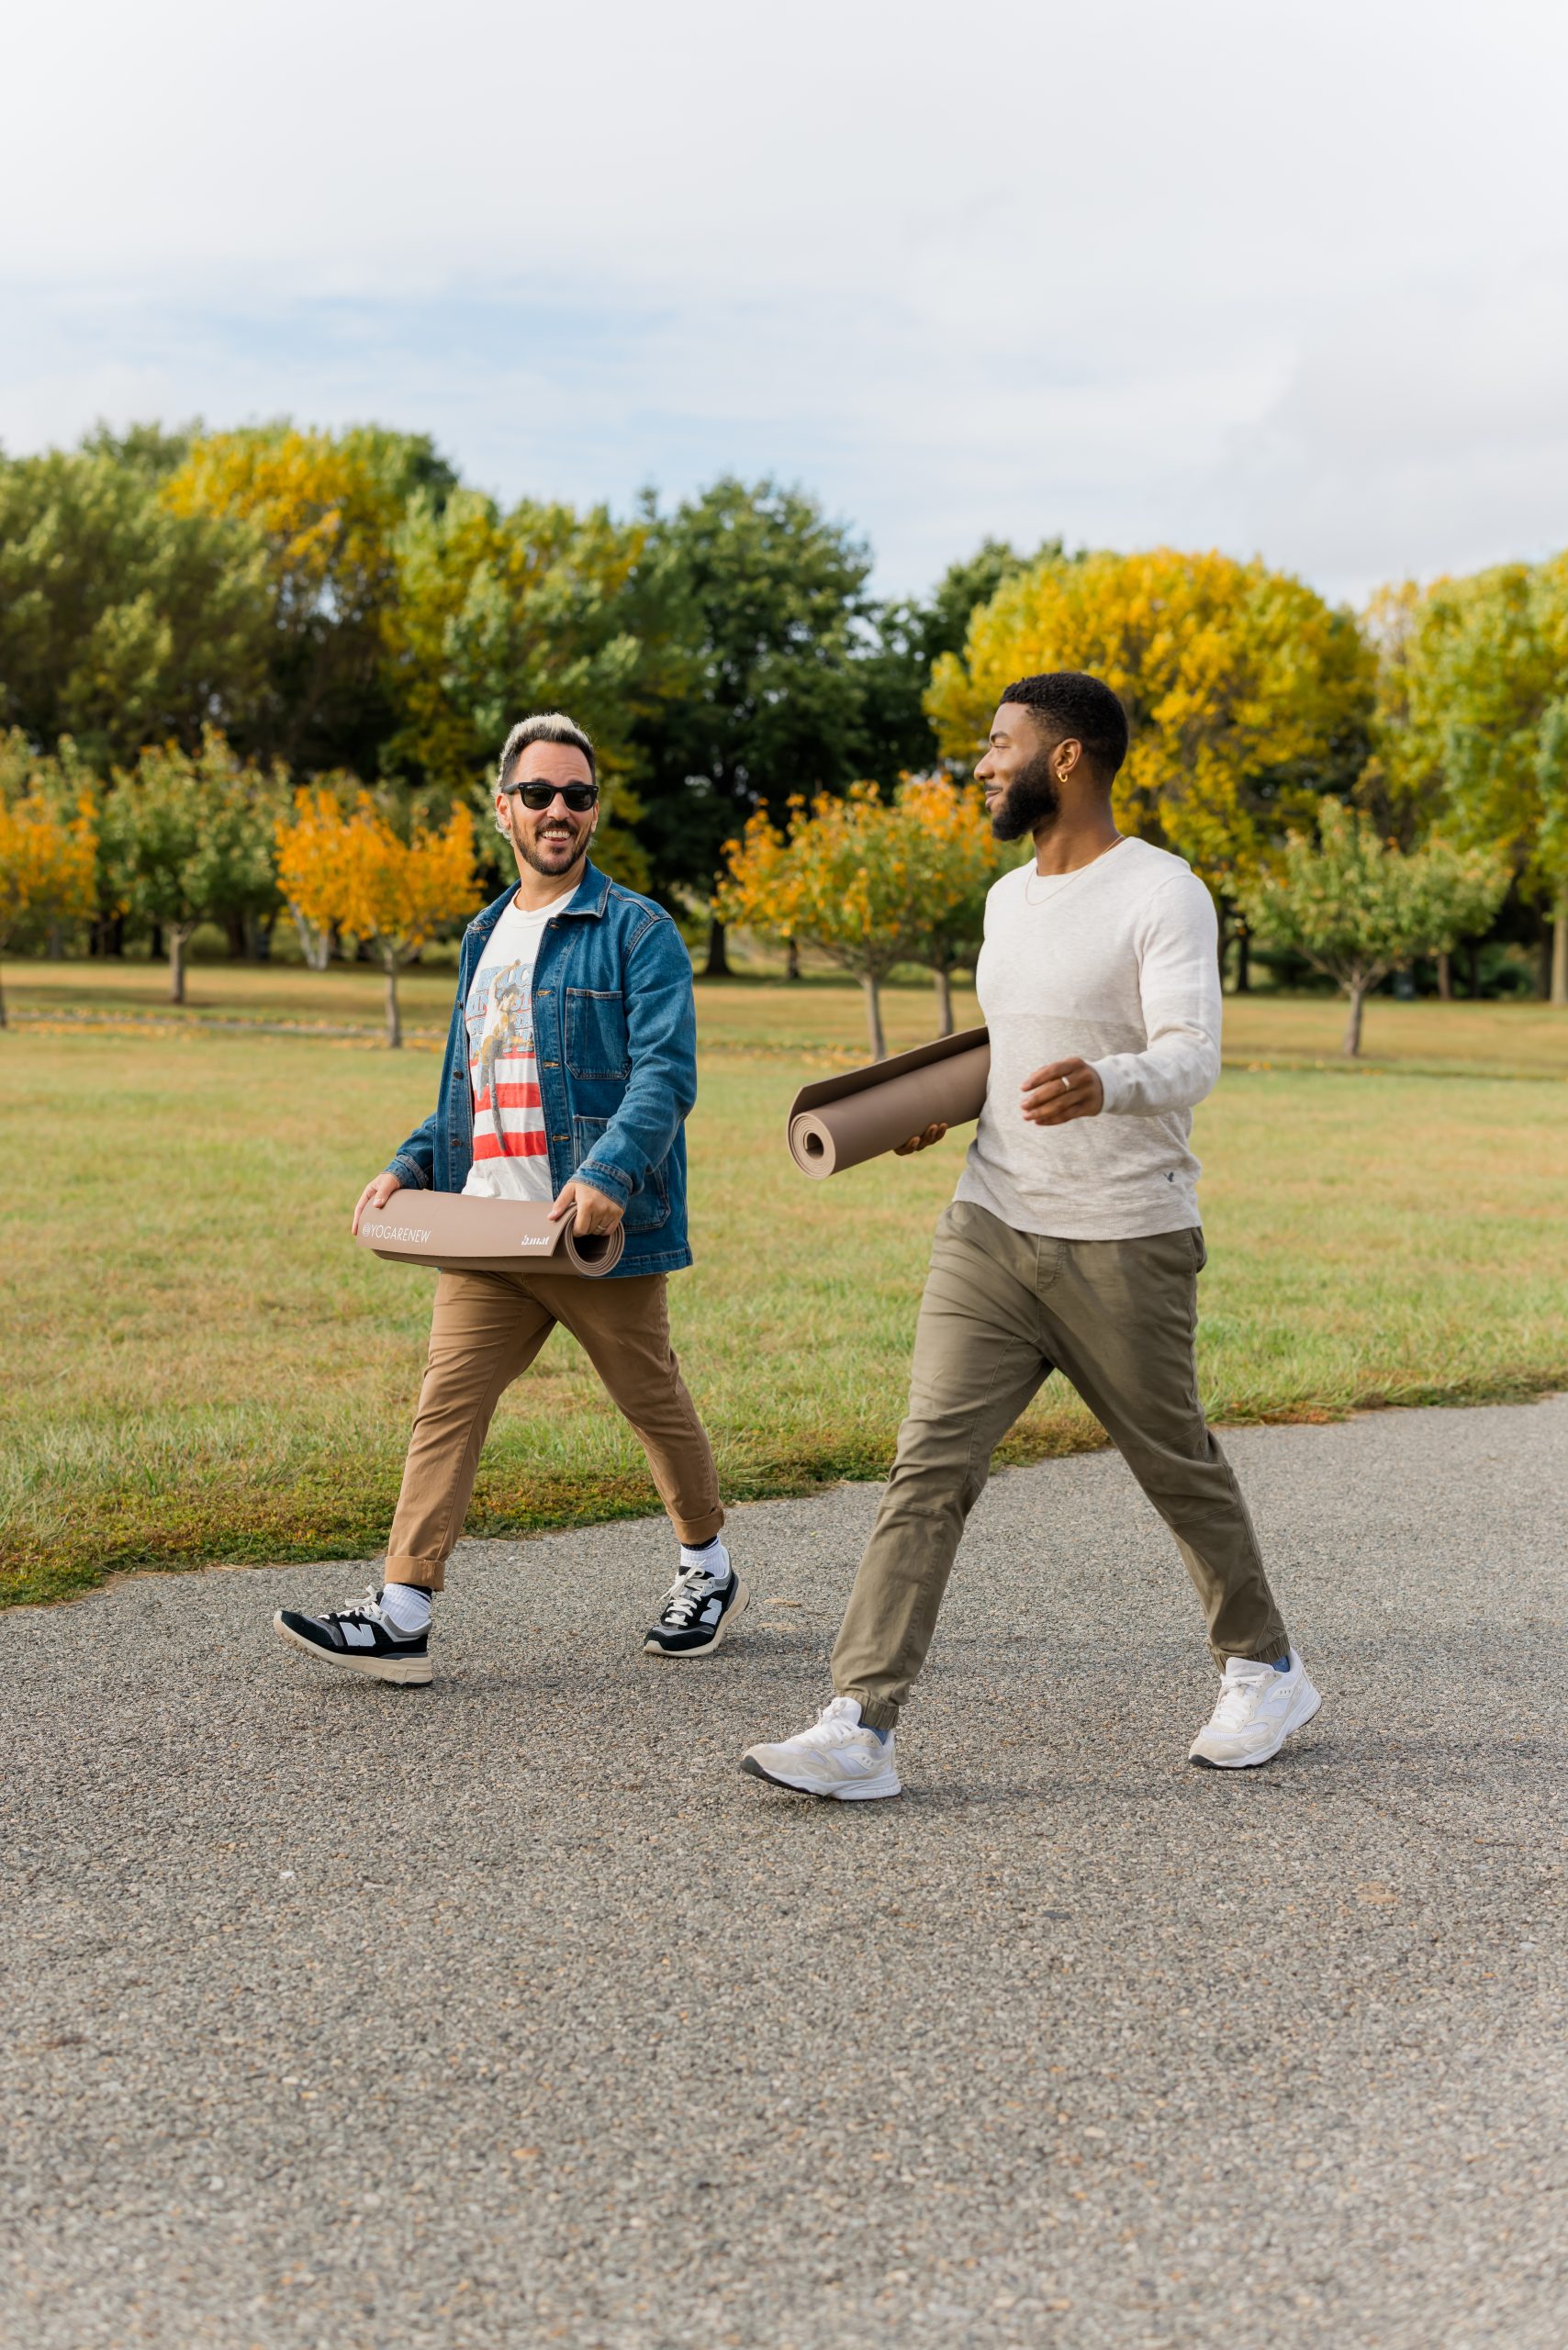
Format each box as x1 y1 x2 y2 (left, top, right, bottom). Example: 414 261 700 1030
273 711 742 1684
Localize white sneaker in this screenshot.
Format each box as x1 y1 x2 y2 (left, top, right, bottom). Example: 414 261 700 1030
741 1695 902 1801
1188 1648 1322 1769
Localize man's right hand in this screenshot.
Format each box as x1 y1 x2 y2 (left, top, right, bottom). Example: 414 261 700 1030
352 1173 402 1236
893 1122 948 1157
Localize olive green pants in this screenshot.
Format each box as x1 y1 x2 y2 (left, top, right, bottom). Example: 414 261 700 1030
832 1199 1289 1729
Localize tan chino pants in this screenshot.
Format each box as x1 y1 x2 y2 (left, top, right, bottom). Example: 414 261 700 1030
383 1268 723 1589
832 1199 1290 1729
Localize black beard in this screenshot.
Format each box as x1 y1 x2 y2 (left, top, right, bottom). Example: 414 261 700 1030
990 747 1059 841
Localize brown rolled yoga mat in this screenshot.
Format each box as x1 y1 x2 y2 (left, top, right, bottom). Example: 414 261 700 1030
356 1192 625 1277
787 1024 991 1180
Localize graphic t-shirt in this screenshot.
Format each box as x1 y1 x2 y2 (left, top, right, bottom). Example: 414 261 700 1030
460 887 577 1203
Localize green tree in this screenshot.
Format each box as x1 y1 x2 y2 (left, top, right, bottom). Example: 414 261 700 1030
1396 557 1568 1004
164 422 458 779
1242 802 1509 1056
383 487 673 886
104 730 285 1002
0 438 272 765
857 539 1052 787
633 478 876 968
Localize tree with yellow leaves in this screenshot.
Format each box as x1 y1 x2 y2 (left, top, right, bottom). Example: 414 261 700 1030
927 547 1373 974
894 775 1018 1031
275 790 478 1046
0 744 98 1027
717 779 1012 1055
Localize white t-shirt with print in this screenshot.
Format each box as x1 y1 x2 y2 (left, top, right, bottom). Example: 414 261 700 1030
461 886 577 1203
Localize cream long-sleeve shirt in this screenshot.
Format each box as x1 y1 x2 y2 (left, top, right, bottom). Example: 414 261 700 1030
955 835 1221 1240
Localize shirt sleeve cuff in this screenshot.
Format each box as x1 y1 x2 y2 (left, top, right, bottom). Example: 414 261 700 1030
1090 1058 1126 1114
385 1154 431 1189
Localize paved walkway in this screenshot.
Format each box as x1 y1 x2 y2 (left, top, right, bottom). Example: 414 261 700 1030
4 1399 1565 2350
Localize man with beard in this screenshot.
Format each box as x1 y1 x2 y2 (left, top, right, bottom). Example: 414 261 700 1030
273 711 744 1684
741 670 1319 1798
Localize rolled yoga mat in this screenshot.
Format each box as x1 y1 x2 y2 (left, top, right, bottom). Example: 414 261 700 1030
356 1192 625 1277
787 1024 991 1180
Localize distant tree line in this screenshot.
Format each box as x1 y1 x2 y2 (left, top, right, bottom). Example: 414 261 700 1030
1 420 1564 1005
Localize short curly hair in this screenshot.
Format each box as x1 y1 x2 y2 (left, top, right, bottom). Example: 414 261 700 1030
999 671 1128 785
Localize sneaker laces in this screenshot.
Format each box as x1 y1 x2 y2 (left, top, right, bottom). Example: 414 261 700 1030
1207 1658 1276 1731
656 1563 725 1628
327 1584 390 1628
795 1696 873 1750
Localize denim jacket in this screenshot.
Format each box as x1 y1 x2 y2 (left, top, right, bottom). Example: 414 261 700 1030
384 862 697 1277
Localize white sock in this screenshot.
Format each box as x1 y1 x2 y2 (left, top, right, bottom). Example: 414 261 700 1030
679 1538 730 1584
379 1582 431 1635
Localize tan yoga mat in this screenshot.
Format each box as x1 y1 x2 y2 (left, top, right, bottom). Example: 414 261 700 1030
356 1192 625 1277
787 1024 991 1179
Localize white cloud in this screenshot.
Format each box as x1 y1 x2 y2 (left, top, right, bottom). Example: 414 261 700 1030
6 0 1568 599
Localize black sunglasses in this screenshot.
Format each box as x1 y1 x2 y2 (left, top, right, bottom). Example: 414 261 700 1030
504 780 599 812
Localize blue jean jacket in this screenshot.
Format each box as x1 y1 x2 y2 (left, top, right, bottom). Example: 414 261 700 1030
384 862 697 1277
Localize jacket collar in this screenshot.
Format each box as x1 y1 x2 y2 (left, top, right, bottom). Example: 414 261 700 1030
556 860 610 919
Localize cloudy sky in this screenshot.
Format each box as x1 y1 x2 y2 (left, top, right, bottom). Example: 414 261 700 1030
6 0 1567 601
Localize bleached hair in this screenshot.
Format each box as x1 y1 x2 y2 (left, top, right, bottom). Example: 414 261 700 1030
497 711 597 790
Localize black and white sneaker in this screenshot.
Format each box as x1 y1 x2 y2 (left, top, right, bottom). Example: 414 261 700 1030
273 1587 432 1685
643 1548 747 1659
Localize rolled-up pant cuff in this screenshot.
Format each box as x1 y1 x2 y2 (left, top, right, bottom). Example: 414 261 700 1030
385 1553 448 1594
675 1506 727 1548
836 1687 900 1733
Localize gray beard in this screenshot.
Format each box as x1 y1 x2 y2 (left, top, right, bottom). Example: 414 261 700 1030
990 749 1059 842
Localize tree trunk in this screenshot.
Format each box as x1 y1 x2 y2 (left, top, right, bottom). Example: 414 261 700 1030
933 963 954 1036
861 973 888 1060
47 923 65 961
384 956 402 1049
1235 925 1251 994
1215 902 1230 990
0 962 8 1028
169 924 193 1005
150 922 164 962
785 936 801 982
1466 940 1481 998
1342 979 1366 1058
703 916 731 979
1552 888 1568 1008
1436 948 1452 1002
224 910 247 959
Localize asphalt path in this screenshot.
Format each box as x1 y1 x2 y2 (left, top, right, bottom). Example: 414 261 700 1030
4 1397 1565 2350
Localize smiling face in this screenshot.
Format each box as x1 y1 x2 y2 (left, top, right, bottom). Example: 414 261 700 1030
496 741 599 883
975 702 1073 841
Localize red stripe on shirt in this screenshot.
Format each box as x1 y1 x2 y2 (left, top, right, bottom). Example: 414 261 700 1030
473 1130 549 1159
472 1083 543 1116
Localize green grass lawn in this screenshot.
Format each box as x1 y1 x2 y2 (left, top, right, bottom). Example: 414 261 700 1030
4 958 1566 1606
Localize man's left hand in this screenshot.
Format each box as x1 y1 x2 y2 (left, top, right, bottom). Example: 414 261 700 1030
548 1178 626 1236
1021 1058 1104 1126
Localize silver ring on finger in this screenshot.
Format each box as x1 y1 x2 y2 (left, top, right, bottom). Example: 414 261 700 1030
1059 1074 1071 1092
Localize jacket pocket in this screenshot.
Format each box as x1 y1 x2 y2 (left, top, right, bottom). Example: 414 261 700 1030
565 989 631 1080
572 1114 670 1234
